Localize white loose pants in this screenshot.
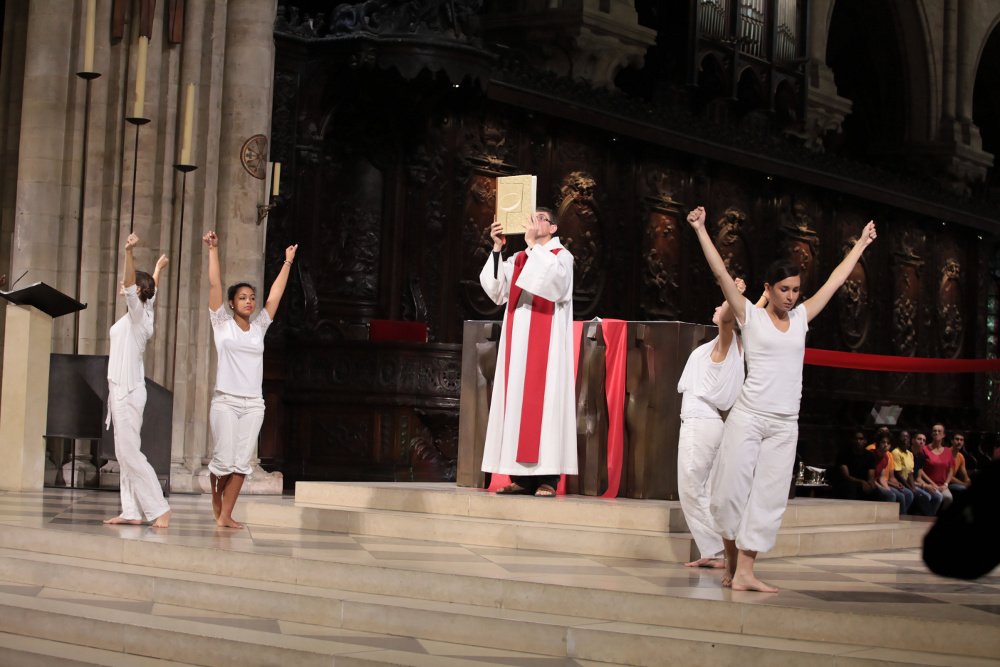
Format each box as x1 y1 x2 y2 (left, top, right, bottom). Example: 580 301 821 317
108 381 170 522
709 407 797 553
208 391 266 477
677 417 725 559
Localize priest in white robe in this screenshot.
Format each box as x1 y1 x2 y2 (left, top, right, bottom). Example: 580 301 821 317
479 208 577 497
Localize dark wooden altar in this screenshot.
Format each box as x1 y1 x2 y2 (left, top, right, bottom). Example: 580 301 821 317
457 320 715 500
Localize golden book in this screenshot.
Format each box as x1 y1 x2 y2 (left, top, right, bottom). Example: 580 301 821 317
496 174 537 235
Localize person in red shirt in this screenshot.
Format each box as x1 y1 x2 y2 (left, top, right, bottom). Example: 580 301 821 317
917 423 955 510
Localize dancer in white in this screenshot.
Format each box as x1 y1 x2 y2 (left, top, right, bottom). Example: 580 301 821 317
103 233 171 528
676 280 747 567
203 230 297 528
688 205 876 592
480 209 576 497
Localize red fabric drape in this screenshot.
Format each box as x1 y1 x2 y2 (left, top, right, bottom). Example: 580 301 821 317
805 348 1000 373
599 319 628 498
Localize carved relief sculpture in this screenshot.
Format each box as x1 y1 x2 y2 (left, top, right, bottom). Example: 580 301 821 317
892 230 924 356
713 207 750 280
836 235 870 350
459 117 515 317
938 257 964 358
556 171 603 313
778 197 820 294
639 169 684 317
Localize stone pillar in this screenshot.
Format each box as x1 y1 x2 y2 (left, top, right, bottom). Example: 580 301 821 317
194 0 282 495
799 0 852 151
10 0 77 350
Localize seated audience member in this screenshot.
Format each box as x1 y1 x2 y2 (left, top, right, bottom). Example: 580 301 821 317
833 432 886 502
911 432 928 474
923 458 1000 580
892 430 940 515
874 432 912 514
948 431 971 496
918 423 955 511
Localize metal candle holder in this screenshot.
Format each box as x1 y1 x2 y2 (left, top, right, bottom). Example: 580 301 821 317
73 69 101 354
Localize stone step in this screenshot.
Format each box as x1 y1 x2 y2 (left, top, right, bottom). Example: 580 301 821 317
0 524 993 662
0 631 197 667
0 552 995 667
242 498 928 563
291 482 902 531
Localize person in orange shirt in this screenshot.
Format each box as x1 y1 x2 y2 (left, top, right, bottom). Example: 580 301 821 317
948 432 971 496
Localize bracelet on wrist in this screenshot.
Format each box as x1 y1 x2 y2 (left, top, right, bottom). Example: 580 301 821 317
283 260 293 266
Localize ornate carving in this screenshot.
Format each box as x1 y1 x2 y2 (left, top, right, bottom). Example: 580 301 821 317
240 135 268 179
777 196 820 294
639 169 684 317
713 207 750 280
327 0 483 42
892 229 924 356
836 236 870 350
556 171 604 312
938 257 964 358
290 346 461 399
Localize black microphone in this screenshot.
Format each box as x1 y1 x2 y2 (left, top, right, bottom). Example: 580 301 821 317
6 269 28 291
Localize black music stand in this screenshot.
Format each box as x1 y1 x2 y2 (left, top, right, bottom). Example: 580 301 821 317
0 282 86 318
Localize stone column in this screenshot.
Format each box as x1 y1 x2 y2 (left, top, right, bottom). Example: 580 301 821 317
800 0 852 151
194 0 282 495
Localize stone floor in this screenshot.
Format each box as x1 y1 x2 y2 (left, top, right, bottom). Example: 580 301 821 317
0 488 997 666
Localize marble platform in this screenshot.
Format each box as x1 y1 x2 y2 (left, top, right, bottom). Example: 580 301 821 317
243 482 929 563
0 487 997 666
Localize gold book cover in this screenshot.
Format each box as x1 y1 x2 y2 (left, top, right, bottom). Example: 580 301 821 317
496 174 537 235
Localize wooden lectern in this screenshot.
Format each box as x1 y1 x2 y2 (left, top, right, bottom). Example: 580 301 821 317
0 283 85 490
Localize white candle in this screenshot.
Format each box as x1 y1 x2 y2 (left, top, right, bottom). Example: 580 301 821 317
83 0 96 73
272 162 281 197
132 36 149 119
180 83 194 164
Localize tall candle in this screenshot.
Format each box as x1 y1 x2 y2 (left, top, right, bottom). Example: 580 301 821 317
132 36 149 119
180 83 195 164
83 0 96 73
272 162 281 197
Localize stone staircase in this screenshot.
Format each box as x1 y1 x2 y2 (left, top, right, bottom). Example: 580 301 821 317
0 486 995 667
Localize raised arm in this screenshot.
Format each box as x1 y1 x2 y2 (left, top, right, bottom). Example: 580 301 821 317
152 254 169 288
686 206 747 324
712 278 746 361
803 221 877 322
263 243 298 319
123 233 138 288
203 231 223 311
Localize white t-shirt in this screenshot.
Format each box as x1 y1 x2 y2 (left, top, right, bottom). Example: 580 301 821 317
733 297 808 420
108 285 155 392
210 305 272 397
677 334 745 420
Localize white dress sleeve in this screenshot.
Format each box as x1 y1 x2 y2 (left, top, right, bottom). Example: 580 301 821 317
480 252 515 306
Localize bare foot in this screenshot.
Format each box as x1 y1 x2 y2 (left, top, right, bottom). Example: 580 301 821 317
151 510 171 528
103 516 142 525
534 484 556 497
685 557 726 569
721 572 733 588
216 517 244 529
731 573 779 593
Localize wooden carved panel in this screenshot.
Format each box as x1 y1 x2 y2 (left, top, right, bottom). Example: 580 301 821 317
938 255 964 358
892 229 924 356
836 231 870 350
556 170 604 315
777 194 821 295
639 169 684 317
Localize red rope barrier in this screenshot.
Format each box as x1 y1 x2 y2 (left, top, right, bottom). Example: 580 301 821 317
804 348 1000 373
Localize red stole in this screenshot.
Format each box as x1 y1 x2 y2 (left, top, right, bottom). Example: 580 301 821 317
503 249 562 464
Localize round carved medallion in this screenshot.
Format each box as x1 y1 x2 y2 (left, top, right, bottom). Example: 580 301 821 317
240 134 268 179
